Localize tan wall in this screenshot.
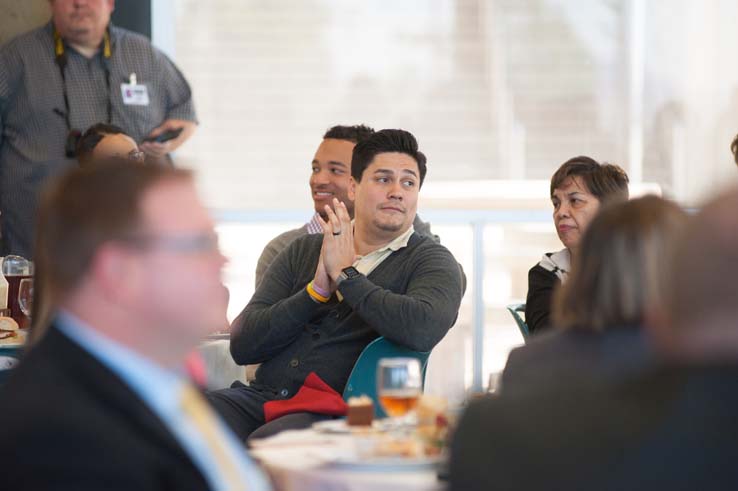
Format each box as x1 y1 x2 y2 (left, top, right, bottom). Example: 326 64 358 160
0 0 49 46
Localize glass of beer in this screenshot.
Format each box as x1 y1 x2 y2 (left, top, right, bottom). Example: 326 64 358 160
377 358 422 425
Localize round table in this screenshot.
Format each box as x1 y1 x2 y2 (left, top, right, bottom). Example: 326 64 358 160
250 427 447 491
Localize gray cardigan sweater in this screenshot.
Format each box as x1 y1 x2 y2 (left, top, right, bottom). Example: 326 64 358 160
230 232 464 399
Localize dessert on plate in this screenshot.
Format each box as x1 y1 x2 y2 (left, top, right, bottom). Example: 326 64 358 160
346 395 374 426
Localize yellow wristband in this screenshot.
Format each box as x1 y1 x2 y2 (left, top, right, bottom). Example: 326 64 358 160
306 281 330 303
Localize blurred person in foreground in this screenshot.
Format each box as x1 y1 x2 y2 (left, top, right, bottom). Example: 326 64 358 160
0 162 269 491
731 133 738 166
451 189 738 491
525 156 629 334
255 124 436 288
31 151 208 386
210 129 464 440
502 195 688 393
31 124 145 340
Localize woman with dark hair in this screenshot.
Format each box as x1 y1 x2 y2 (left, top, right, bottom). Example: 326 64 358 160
525 156 629 334
503 195 688 392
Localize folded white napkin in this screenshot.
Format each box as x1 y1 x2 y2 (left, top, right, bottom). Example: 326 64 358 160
250 429 358 470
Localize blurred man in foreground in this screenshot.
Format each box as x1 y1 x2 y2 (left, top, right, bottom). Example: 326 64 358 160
451 188 738 490
0 162 269 491
29 124 146 343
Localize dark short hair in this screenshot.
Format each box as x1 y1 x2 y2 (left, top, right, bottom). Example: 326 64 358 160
550 156 629 203
351 129 427 187
731 133 738 166
323 124 375 144
76 123 131 166
36 161 192 301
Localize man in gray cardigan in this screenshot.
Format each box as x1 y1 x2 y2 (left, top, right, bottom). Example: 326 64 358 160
254 124 436 287
209 129 464 440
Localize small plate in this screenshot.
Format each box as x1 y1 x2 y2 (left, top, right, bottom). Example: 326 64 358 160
312 419 379 434
0 329 27 348
330 455 442 472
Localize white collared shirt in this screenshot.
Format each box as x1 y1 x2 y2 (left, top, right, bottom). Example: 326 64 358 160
353 224 415 277
55 311 271 491
335 225 414 302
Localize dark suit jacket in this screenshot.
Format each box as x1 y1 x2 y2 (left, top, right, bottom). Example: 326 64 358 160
524 263 558 334
501 327 654 395
450 363 738 491
0 325 211 491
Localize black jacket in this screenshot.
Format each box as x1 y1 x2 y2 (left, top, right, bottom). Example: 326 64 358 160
525 263 559 334
501 327 653 395
0 325 210 491
451 363 738 491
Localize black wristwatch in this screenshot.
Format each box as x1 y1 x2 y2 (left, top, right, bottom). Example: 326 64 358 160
337 266 361 286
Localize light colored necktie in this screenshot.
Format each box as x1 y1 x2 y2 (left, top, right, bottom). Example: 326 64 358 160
180 384 243 491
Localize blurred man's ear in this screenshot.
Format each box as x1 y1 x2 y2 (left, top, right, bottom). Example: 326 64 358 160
90 242 143 304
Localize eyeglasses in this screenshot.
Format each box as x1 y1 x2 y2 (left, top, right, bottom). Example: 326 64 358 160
127 149 145 162
120 232 221 254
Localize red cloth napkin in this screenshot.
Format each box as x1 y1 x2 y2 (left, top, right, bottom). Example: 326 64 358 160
263 372 348 422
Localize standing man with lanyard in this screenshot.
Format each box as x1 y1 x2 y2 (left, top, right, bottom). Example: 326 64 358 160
0 0 197 258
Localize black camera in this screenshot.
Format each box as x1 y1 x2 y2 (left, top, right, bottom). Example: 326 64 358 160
65 129 82 158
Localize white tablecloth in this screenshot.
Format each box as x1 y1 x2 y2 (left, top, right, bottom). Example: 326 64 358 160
250 428 446 491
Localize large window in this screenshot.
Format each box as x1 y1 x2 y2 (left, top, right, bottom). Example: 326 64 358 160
168 0 738 401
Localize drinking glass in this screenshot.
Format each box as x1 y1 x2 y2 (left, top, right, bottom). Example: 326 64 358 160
18 278 33 320
377 358 422 426
2 255 31 326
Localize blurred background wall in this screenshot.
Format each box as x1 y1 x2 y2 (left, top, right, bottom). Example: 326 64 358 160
170 0 738 210
4 0 738 401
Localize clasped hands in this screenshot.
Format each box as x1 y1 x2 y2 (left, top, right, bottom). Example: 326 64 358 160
312 198 356 295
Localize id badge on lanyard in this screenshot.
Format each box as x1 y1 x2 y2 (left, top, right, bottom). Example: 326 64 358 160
121 73 149 106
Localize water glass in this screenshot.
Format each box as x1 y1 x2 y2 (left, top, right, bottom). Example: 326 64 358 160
377 357 422 424
18 278 33 320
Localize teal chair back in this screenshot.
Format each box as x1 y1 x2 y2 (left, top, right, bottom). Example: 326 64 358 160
506 303 530 341
0 346 24 385
342 336 431 419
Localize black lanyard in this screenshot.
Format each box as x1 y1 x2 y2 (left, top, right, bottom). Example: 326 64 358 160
53 28 113 130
